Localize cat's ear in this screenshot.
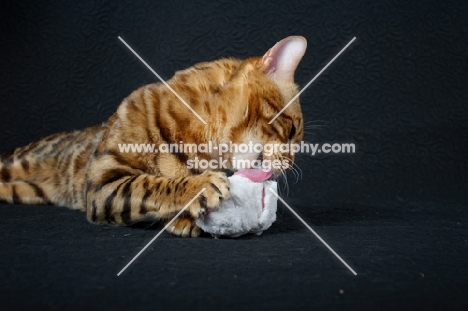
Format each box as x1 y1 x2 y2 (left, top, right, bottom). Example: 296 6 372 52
260 36 307 82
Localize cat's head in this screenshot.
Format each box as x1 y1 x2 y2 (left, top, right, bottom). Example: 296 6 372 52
170 36 307 176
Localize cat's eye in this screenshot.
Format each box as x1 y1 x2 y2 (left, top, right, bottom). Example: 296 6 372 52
288 124 296 140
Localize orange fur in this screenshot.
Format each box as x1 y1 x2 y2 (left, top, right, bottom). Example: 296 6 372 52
0 36 307 237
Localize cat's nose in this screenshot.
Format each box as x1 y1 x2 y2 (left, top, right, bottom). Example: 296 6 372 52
223 169 235 177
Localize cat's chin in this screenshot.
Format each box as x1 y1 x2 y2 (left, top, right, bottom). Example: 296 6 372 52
269 171 283 180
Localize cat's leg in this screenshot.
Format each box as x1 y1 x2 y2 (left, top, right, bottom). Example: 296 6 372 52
85 170 230 232
165 168 236 237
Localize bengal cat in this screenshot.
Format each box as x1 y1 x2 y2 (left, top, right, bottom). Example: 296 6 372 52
0 36 307 237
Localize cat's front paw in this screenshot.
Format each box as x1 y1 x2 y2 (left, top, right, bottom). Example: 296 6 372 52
166 216 201 237
187 171 230 219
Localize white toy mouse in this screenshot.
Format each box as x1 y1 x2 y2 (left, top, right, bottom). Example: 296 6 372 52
195 169 278 238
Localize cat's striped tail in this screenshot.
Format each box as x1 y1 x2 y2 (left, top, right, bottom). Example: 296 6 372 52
0 125 105 210
0 148 52 205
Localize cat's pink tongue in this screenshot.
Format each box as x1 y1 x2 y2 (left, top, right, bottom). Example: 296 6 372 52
234 169 272 182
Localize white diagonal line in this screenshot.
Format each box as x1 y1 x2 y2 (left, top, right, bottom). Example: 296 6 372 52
117 188 206 276
268 37 356 124
118 36 207 125
269 189 357 276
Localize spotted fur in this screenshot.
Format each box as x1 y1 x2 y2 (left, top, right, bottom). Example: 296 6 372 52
0 36 307 237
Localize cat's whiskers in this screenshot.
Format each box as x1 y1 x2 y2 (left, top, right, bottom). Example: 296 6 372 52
304 120 329 125
291 163 302 183
143 220 159 230
301 140 319 156
280 155 302 184
304 120 328 137
280 169 289 197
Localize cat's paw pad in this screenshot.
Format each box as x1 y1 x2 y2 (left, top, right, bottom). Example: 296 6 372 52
166 216 201 238
188 171 230 219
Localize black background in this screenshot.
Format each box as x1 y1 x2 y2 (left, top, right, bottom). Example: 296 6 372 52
1 0 467 310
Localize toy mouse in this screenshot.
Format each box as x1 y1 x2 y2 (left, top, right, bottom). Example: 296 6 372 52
195 169 278 238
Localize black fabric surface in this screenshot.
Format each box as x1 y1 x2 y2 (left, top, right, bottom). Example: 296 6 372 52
1 0 467 310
